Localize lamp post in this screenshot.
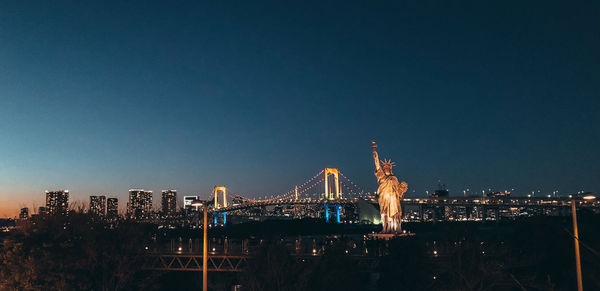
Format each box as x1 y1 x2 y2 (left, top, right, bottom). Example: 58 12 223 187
572 193 596 291
191 200 208 291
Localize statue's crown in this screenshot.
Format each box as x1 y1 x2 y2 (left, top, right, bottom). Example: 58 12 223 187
381 159 395 169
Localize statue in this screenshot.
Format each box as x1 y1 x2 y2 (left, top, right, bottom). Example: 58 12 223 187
372 141 407 234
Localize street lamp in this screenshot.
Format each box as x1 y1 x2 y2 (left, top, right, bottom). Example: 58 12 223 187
571 193 596 291
191 199 208 291
582 193 596 200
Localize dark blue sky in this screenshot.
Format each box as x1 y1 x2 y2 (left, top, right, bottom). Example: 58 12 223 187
1 1 599 216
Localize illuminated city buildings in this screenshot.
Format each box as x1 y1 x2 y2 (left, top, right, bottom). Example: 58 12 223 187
127 189 153 219
38 206 47 215
89 195 106 216
107 198 119 220
161 190 177 217
45 190 69 215
184 196 199 211
19 208 29 220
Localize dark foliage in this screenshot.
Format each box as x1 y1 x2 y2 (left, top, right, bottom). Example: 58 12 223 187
238 239 369 291
379 216 600 291
2 215 600 291
0 213 156 291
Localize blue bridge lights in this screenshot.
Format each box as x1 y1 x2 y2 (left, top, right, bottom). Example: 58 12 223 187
213 211 227 226
324 203 341 223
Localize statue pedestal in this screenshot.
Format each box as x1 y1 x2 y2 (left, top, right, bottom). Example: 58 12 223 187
367 233 415 240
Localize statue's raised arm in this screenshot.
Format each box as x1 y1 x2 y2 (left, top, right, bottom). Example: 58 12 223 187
372 140 381 171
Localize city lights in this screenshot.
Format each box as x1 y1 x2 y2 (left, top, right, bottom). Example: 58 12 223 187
0 2 598 290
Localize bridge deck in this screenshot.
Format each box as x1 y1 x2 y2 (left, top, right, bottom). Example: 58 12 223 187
213 197 598 212
142 254 379 272
143 255 249 272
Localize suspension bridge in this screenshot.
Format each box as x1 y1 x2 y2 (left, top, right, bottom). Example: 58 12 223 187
142 168 599 273
207 168 367 225
199 167 599 226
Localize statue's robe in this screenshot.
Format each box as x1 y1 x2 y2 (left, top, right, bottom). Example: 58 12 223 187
375 169 403 219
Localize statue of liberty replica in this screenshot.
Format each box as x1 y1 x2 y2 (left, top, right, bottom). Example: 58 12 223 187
372 140 408 234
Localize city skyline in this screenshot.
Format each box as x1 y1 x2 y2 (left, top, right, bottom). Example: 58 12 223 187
1 1 599 217
3 176 594 218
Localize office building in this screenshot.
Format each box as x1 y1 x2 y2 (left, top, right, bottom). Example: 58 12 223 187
107 198 118 220
45 190 69 215
38 206 48 216
89 195 107 216
184 196 199 211
19 207 29 219
127 189 153 219
161 190 177 216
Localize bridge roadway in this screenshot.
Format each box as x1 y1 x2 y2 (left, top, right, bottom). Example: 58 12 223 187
142 253 378 272
214 196 599 212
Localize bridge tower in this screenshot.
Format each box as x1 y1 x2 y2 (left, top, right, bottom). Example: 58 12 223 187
324 168 341 200
213 186 227 209
295 185 299 200
213 186 228 226
324 204 341 223
323 168 342 223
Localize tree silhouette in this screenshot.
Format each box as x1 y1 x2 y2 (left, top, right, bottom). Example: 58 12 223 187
0 213 156 290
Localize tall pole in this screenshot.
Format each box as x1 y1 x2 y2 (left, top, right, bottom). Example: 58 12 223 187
571 201 583 291
203 205 208 291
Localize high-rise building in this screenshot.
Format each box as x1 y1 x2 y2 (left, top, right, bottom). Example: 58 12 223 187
161 190 177 216
107 198 118 220
127 189 153 219
19 207 29 219
38 206 48 216
89 195 107 216
46 190 69 215
184 196 199 211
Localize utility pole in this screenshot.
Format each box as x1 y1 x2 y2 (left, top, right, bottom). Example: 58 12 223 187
191 199 208 291
571 201 583 291
203 205 208 291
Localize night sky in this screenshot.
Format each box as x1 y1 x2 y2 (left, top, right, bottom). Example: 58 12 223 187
1 1 599 217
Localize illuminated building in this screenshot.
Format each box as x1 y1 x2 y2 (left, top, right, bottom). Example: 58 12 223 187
38 206 47 216
19 208 29 220
107 198 118 220
161 190 177 216
89 195 106 216
487 191 511 198
45 190 69 215
184 196 199 211
430 183 449 198
127 189 153 219
232 196 244 206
